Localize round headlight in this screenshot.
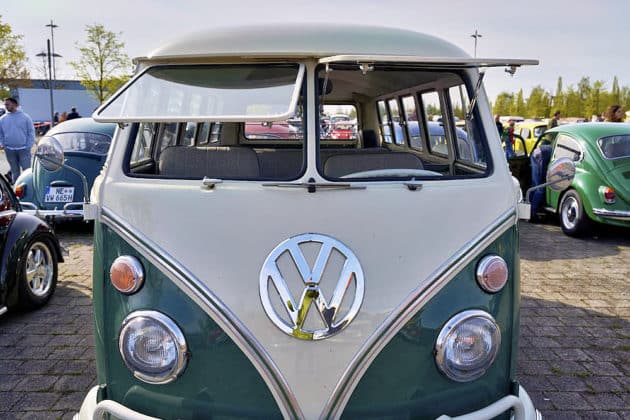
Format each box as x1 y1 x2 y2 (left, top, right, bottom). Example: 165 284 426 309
435 310 501 382
119 311 187 384
36 136 65 172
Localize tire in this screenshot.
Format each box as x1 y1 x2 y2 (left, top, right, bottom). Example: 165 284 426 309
559 190 591 237
18 238 58 309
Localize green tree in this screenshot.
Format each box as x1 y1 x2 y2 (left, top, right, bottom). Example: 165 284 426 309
0 15 30 97
564 86 583 117
611 76 621 104
587 80 606 117
69 23 132 104
510 89 526 116
492 92 513 116
526 86 550 118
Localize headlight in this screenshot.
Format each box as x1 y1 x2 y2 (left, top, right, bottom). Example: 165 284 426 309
435 310 501 382
36 136 65 172
119 311 187 384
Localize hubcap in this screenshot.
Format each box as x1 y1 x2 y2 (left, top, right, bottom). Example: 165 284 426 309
561 196 579 230
26 242 53 297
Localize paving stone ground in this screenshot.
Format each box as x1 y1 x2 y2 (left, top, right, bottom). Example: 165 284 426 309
0 221 628 419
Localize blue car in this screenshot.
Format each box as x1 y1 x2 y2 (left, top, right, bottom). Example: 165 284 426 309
15 118 116 220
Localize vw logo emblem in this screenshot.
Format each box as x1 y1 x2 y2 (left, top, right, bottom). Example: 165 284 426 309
259 234 364 340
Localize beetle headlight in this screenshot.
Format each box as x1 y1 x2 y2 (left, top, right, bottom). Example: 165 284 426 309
119 311 187 384
435 310 501 382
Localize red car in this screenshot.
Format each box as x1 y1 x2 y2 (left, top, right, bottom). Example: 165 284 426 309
330 121 356 140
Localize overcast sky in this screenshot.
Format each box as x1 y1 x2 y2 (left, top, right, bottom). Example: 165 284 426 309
4 0 629 100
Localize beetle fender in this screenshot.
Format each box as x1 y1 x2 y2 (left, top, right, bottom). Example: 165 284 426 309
0 212 63 308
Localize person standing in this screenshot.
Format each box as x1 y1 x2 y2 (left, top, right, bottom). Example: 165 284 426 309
67 107 81 120
529 138 553 222
59 111 68 123
495 114 504 135
53 111 59 125
604 104 624 122
504 119 515 158
548 110 561 129
0 97 35 182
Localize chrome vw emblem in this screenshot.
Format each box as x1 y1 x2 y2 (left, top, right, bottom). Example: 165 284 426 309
259 234 364 340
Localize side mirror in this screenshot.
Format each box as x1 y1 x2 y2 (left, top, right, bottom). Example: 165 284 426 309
523 157 575 207
546 157 576 191
36 137 64 172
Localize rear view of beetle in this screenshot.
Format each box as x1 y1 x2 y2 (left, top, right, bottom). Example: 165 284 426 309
74 24 541 419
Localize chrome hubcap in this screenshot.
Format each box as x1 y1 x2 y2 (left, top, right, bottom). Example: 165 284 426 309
562 196 579 230
26 243 53 297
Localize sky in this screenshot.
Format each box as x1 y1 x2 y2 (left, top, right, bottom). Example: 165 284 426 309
3 0 630 101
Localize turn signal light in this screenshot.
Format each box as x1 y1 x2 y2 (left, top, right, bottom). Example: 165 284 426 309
476 255 508 293
14 184 25 199
110 256 144 294
600 186 616 204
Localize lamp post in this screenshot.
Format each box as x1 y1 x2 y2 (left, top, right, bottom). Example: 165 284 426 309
470 29 482 58
35 40 62 127
45 20 59 80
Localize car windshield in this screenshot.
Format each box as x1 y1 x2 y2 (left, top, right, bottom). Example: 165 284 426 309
45 132 112 155
598 135 630 159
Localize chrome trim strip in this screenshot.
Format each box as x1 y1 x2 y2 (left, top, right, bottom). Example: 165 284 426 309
323 208 517 419
592 208 630 221
100 207 303 419
0 306 8 316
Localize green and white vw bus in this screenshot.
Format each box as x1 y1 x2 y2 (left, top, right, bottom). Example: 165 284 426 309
75 24 541 419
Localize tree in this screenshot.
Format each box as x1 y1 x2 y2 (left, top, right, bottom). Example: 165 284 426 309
611 76 620 104
69 24 132 104
0 15 30 97
525 86 550 118
510 89 526 116
492 92 513 116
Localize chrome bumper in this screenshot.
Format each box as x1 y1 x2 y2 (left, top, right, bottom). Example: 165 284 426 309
20 201 84 219
75 385 541 420
592 208 630 221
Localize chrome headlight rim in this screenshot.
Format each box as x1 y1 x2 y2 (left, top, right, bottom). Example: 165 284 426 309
435 309 501 382
118 310 187 384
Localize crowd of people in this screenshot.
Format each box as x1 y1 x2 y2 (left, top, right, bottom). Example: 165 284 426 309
53 107 82 125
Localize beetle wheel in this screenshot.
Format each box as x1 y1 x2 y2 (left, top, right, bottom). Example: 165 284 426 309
19 238 58 309
559 190 591 237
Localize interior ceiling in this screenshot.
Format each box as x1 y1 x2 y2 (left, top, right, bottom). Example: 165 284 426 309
320 68 462 102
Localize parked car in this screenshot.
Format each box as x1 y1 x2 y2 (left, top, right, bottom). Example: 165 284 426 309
73 24 540 419
14 118 116 220
514 123 630 236
0 173 63 316
330 121 356 140
514 121 548 154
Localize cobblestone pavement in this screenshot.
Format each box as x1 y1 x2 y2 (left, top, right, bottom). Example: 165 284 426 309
0 221 628 419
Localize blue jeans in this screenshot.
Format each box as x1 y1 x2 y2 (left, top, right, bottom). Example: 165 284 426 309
5 148 32 182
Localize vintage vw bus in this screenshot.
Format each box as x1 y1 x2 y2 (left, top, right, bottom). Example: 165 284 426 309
74 24 541 419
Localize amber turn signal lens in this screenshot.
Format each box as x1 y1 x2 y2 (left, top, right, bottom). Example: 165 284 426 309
476 255 508 293
14 185 25 199
600 186 616 204
110 256 144 294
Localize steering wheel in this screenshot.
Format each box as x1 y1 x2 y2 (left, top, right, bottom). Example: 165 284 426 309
341 169 443 179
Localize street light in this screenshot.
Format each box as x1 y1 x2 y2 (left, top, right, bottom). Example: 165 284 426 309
35 40 62 127
45 20 59 80
470 29 482 58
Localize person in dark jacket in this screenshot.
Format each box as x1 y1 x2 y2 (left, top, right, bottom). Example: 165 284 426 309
529 140 553 221
67 107 81 120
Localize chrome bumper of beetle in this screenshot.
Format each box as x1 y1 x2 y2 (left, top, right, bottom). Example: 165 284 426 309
592 208 630 221
75 385 540 420
20 201 85 219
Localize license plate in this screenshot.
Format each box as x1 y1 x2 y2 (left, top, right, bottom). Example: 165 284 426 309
44 187 75 203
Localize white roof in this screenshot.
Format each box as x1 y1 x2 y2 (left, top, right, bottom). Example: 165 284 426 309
142 24 470 61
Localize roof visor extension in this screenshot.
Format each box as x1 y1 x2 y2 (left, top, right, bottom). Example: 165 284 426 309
93 64 305 123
